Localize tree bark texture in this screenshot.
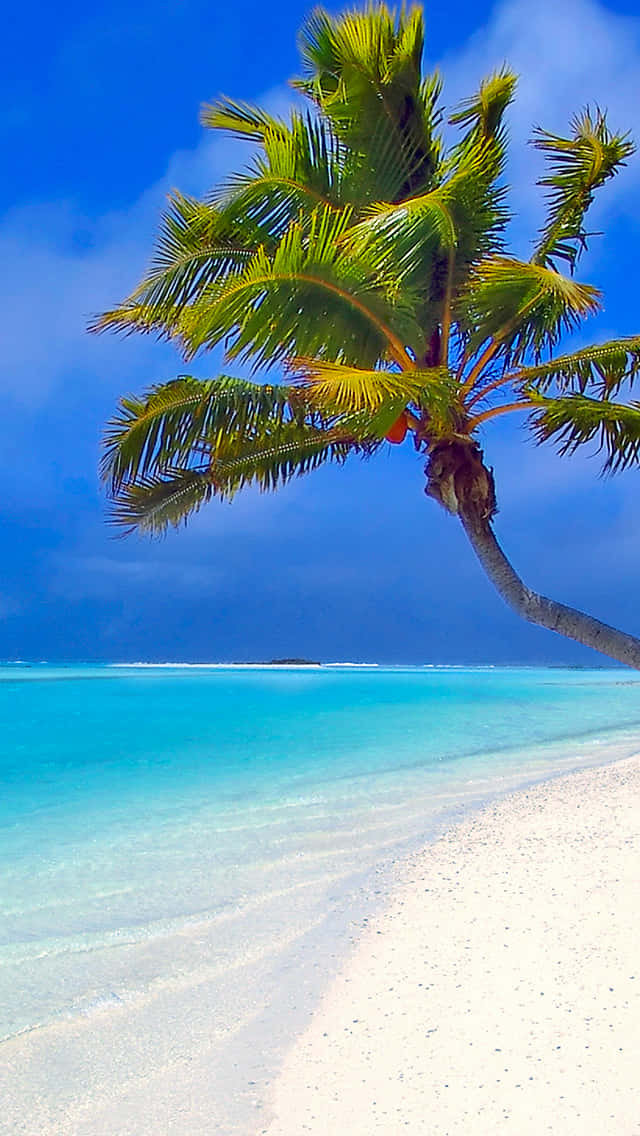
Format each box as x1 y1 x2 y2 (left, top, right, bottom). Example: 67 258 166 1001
425 439 640 670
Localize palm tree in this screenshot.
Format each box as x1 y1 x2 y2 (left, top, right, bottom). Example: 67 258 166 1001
93 3 640 667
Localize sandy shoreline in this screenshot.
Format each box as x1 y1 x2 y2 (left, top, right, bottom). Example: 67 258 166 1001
264 756 640 1135
2 752 638 1134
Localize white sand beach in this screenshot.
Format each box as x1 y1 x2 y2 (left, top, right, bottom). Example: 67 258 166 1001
3 753 638 1135
264 756 640 1135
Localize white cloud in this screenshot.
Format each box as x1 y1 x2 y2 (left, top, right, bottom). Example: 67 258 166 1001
0 85 292 407
439 0 640 239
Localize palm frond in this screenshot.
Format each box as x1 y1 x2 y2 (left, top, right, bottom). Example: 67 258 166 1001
461 256 601 362
200 96 290 141
90 194 264 337
109 427 365 534
289 358 459 435
342 182 456 280
110 467 215 535
209 423 360 495
294 4 437 201
443 69 515 214
449 69 517 145
509 336 640 397
289 358 427 410
531 391 640 472
90 300 173 338
181 205 420 368
532 109 635 271
439 70 516 273
102 376 309 492
210 112 351 242
343 138 509 289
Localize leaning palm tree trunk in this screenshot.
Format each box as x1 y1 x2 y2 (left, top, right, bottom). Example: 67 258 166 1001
425 440 640 668
461 517 640 668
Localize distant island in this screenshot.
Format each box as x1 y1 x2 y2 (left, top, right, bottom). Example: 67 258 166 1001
265 658 322 666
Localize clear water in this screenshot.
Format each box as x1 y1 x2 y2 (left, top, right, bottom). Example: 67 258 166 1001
1 664 640 1133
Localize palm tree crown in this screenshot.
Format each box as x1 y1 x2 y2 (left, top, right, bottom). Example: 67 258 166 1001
93 4 640 667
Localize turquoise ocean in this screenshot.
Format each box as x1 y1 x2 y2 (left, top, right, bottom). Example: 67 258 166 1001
2 663 640 1132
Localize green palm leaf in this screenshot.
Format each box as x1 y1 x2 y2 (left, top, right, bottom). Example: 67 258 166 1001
102 376 310 492
509 336 640 397
295 5 437 201
441 69 515 242
211 113 348 242
290 358 427 410
110 467 215 535
449 69 517 146
343 139 509 287
91 194 263 337
103 372 394 519
290 358 459 435
531 391 640 472
200 97 290 141
532 109 634 272
461 257 601 361
209 424 360 494
110 426 366 533
181 205 419 368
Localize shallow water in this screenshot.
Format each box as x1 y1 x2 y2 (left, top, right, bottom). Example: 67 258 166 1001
1 664 639 1132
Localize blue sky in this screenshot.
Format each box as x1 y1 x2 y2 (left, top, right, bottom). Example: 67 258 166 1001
2 0 640 664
